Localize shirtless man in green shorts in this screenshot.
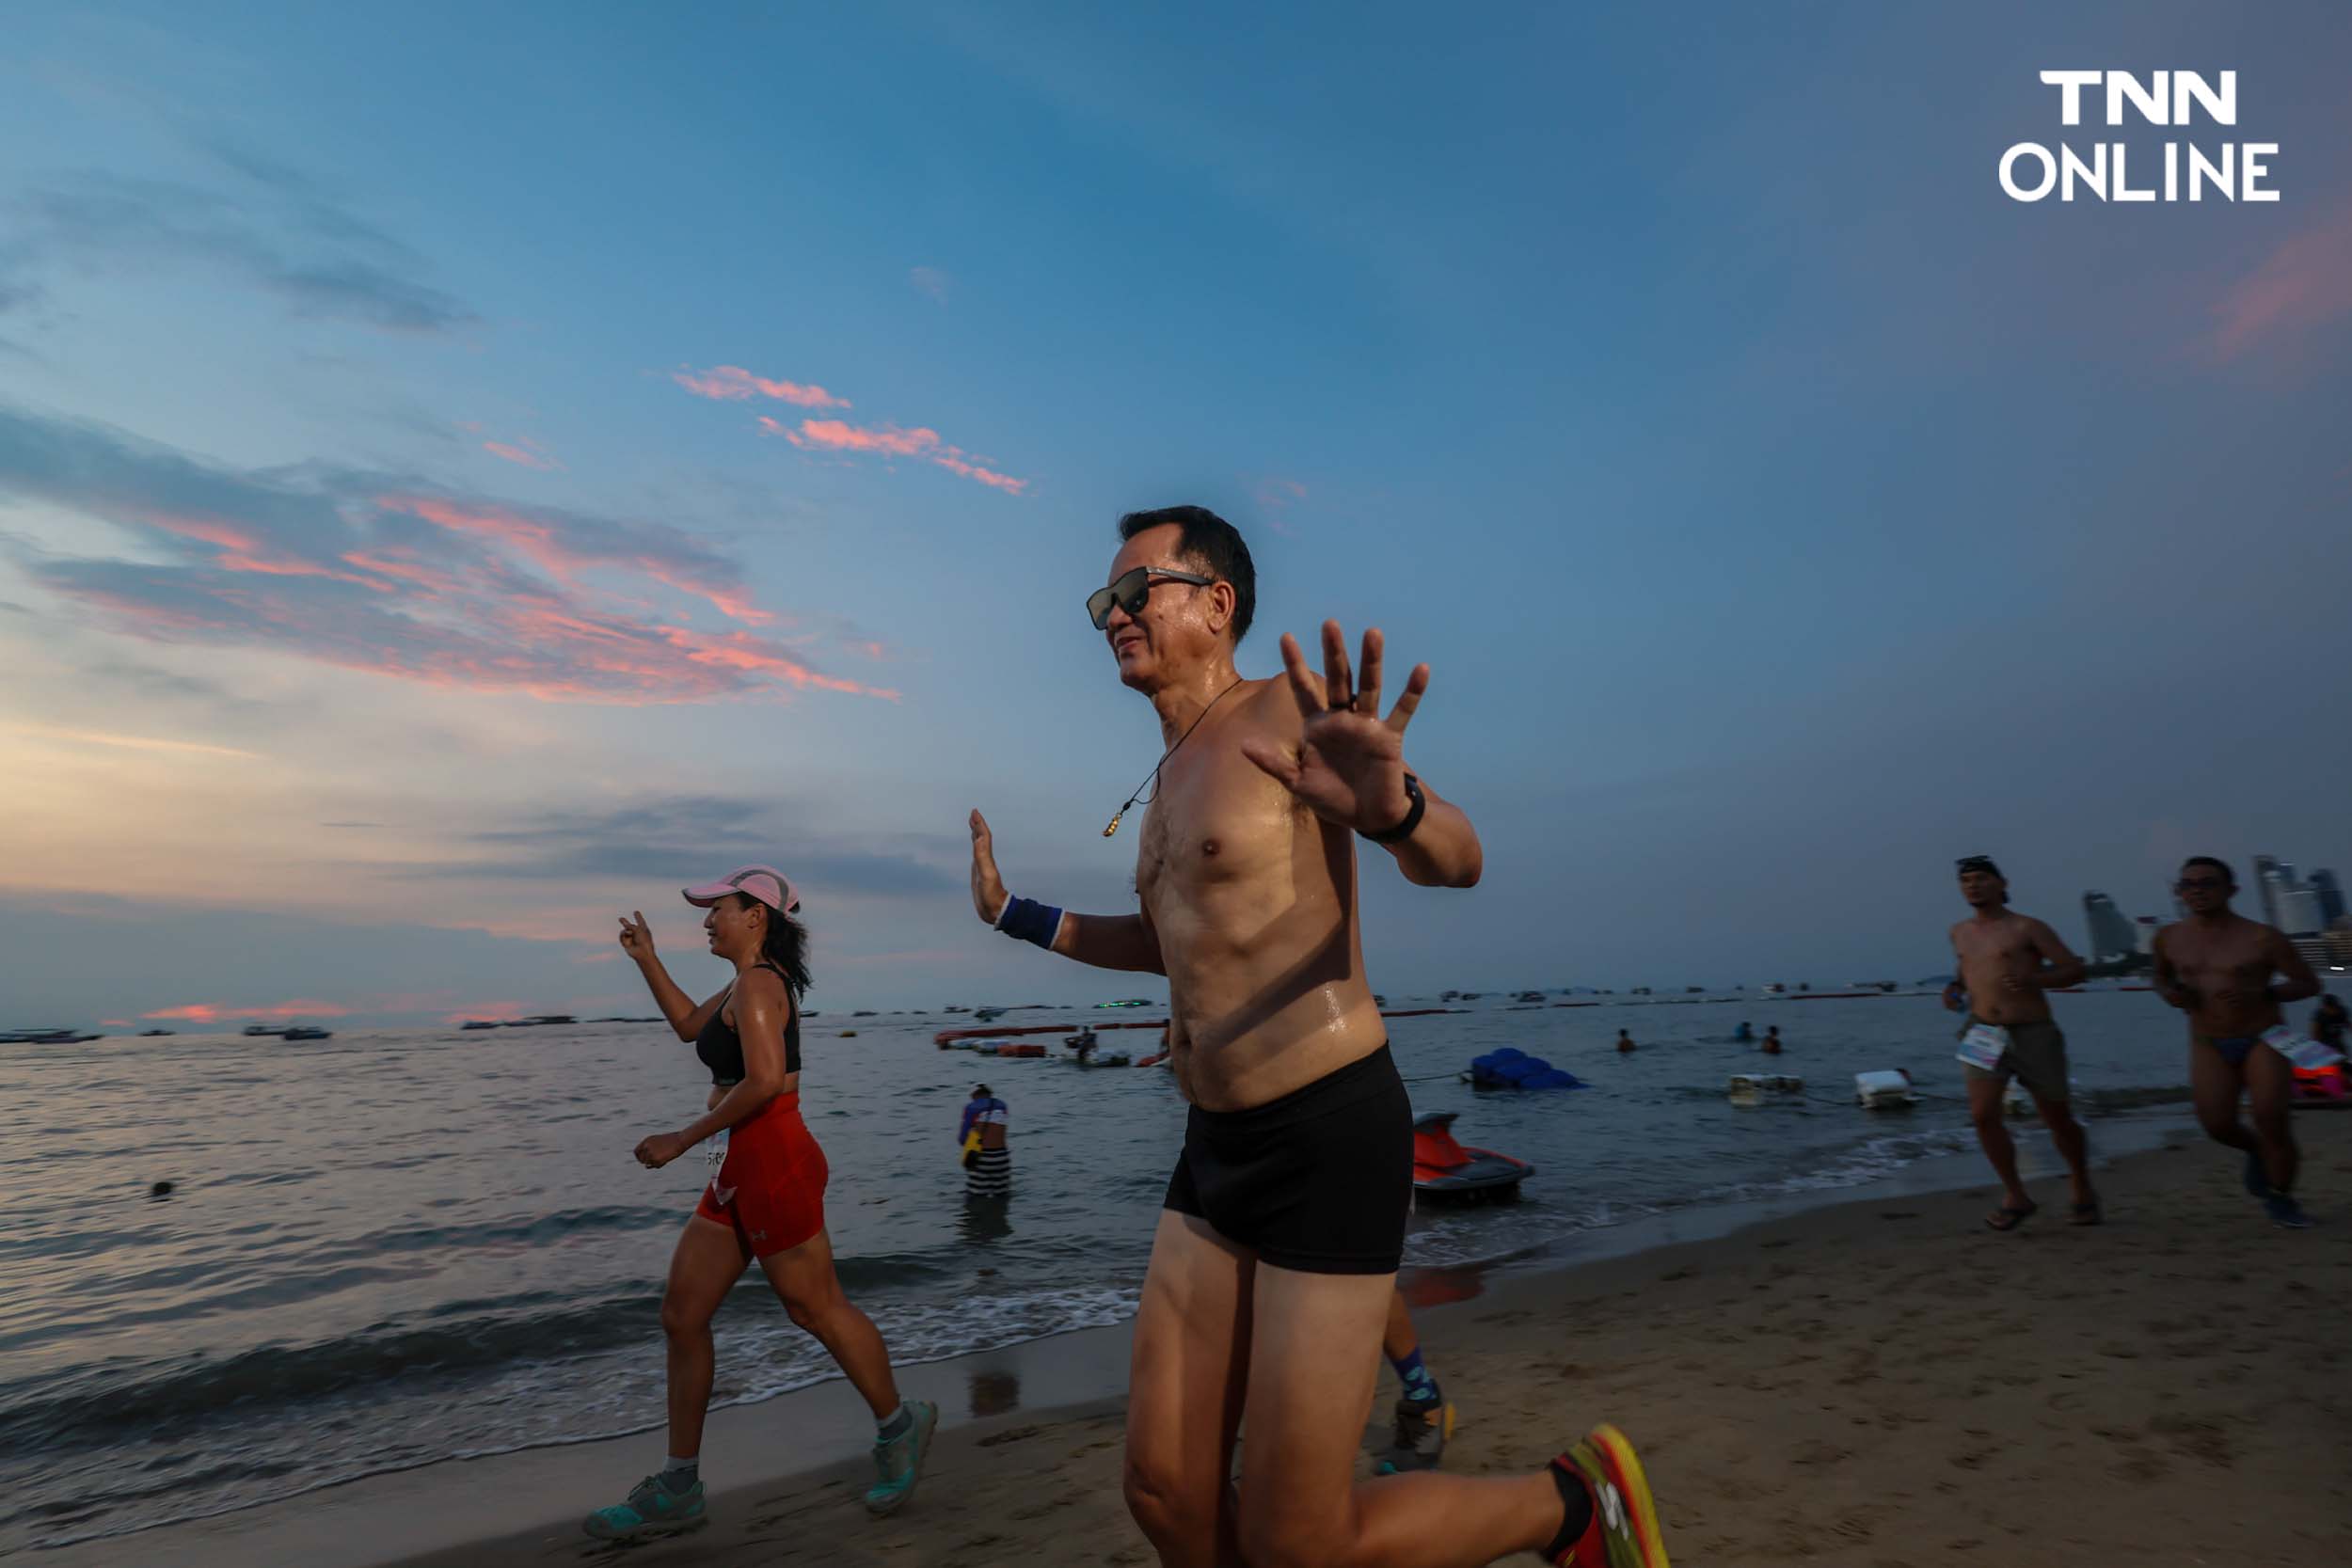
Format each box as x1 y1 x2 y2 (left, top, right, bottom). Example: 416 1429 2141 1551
2152 856 2326 1228
1947 856 2098 1230
972 505 1668 1567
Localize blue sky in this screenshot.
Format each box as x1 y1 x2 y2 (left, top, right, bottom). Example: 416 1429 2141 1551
2 2 2347 1026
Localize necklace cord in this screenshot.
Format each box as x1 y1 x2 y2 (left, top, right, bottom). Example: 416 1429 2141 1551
1104 676 1245 837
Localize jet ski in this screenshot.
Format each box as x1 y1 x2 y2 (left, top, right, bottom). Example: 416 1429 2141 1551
1410 1112 1534 1203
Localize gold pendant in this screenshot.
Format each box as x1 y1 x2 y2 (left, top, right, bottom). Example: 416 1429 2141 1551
1103 812 1123 838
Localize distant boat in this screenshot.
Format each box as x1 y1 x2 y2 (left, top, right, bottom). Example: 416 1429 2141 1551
243 1023 289 1037
280 1025 333 1041
501 1014 576 1027
460 1020 501 1030
974 1007 1006 1022
2 1027 102 1044
1514 990 1545 1004
138 1029 175 1037
852 1010 878 1017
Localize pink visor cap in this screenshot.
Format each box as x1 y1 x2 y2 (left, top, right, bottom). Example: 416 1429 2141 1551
682 864 802 915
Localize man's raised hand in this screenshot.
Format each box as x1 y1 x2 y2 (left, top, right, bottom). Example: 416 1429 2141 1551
969 809 1009 926
1240 621 1428 835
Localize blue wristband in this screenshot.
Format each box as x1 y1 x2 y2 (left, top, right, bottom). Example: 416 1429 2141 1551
997 895 1063 949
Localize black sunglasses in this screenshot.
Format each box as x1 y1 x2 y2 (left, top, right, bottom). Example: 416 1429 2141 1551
1087 566 1215 630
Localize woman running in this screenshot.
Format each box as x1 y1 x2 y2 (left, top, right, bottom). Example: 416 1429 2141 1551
584 864 935 1540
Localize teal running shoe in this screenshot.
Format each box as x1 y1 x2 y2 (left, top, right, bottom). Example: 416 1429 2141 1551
2267 1194 2315 1229
864 1400 939 1516
582 1471 706 1540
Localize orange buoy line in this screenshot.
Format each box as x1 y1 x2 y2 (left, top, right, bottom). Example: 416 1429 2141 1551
930 1006 1463 1048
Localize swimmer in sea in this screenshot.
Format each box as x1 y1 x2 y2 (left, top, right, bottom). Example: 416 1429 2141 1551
2152 856 2326 1228
583 866 936 1540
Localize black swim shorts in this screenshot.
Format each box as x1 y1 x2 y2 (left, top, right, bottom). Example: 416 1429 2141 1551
1163 1043 1412 1275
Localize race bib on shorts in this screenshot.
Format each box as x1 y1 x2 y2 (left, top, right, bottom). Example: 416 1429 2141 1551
2262 1024 2345 1070
706 1127 729 1174
1956 1022 2010 1071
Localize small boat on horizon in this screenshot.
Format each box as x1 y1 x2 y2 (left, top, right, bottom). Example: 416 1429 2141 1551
138 1028 175 1037
243 1023 288 1037
460 1020 501 1030
3 1026 103 1044
501 1014 577 1027
280 1025 333 1041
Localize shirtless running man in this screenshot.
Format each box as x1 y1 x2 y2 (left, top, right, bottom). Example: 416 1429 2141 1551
971 505 1667 1568
2151 856 2326 1229
1947 855 2099 1230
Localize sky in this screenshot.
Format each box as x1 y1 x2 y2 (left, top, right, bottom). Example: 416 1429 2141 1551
2 2 2348 1027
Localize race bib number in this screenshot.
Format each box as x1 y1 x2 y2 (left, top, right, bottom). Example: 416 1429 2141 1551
705 1128 730 1173
1956 1022 2010 1071
2262 1024 2345 1071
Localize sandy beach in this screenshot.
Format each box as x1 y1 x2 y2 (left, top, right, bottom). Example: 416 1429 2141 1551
39 1114 2350 1568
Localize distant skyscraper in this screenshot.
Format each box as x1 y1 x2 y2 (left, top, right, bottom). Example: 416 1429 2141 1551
2277 888 2326 937
2251 855 2291 928
2083 892 2137 962
2312 869 2345 928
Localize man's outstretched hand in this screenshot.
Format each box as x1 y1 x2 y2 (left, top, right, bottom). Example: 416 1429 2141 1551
1240 621 1428 836
969 809 1009 926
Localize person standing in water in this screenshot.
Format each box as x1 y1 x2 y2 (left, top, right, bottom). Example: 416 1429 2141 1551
1615 1029 1637 1053
1760 1026 1782 1056
960 1084 1011 1196
2152 856 2327 1228
970 506 1666 1568
584 865 936 1541
1947 856 2099 1231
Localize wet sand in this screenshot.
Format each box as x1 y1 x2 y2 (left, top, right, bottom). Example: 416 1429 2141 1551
46 1116 2352 1567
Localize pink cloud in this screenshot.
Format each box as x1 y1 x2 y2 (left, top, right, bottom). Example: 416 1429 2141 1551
2209 199 2352 360
385 495 778 627
439 1001 528 1024
145 998 355 1022
483 439 562 471
673 365 850 409
767 417 1029 495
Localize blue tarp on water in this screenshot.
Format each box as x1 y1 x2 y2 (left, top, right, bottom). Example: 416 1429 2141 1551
1469 1047 1584 1091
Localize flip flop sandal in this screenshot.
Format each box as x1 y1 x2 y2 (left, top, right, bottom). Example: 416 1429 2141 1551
1985 1202 2038 1232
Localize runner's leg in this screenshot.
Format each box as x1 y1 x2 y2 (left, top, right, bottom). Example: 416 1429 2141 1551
2027 1092 2095 1208
663 1215 751 1459
760 1228 902 1420
1124 1211 1254 1568
2244 1045 2299 1194
1965 1071 2029 1212
1234 1265 1565 1568
2189 1039 2256 1156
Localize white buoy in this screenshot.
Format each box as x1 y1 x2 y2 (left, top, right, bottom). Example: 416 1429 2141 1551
1854 1069 1917 1109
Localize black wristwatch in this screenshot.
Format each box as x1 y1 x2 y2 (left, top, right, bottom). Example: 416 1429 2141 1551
1363 771 1424 845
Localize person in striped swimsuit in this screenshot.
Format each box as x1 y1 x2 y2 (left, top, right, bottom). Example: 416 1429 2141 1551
961 1085 1011 1196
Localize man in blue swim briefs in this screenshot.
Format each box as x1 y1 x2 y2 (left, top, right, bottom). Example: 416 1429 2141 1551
970 505 1670 1568
2152 856 2326 1228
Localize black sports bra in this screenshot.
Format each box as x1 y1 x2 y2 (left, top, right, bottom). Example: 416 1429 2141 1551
694 962 802 1085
